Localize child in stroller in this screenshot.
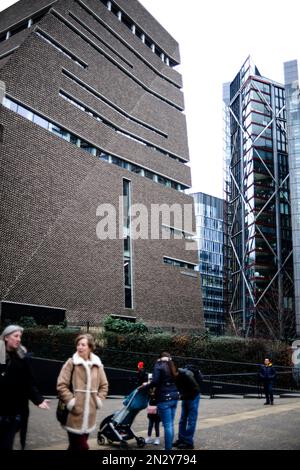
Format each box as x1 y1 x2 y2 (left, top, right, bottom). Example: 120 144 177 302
97 386 148 448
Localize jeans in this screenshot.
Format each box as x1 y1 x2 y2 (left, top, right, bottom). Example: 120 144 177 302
263 382 274 404
178 394 200 446
157 400 178 450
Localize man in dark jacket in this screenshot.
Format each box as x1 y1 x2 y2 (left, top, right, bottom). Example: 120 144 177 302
173 364 203 449
259 358 276 405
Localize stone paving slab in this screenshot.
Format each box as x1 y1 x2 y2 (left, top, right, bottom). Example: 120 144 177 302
16 395 300 451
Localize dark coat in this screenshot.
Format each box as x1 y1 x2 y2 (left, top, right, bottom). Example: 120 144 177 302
148 360 179 403
136 368 148 386
175 366 202 400
259 364 276 382
0 350 44 449
0 350 43 417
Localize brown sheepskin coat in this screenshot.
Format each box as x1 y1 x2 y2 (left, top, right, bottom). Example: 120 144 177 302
57 352 108 434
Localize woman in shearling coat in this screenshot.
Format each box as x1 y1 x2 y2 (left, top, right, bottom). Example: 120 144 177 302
57 334 108 450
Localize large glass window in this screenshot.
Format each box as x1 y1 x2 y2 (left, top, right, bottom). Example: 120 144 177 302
2 96 188 192
123 180 132 309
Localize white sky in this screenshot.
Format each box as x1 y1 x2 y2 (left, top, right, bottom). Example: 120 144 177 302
1 0 300 198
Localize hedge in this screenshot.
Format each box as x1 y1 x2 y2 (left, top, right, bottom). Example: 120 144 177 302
16 327 292 377
101 331 291 371
22 328 79 360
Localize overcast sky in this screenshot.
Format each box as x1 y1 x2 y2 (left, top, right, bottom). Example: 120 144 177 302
1 0 300 198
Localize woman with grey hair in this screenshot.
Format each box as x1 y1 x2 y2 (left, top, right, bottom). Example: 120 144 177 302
0 325 50 449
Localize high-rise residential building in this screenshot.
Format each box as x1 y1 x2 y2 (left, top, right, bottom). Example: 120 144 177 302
193 192 225 334
0 0 203 330
284 60 300 337
224 56 294 339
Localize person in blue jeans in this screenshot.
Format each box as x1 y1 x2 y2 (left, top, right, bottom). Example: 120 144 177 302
173 365 203 449
140 351 179 450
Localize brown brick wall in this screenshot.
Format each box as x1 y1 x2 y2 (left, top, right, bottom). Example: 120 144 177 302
0 0 56 32
0 0 204 330
115 0 181 64
0 108 203 328
1 33 191 183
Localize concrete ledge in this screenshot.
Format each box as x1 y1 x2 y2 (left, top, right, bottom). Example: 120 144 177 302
280 393 300 398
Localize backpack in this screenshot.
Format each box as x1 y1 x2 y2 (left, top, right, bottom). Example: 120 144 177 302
177 367 201 398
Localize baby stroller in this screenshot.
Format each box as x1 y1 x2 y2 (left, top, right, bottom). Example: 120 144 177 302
97 386 148 449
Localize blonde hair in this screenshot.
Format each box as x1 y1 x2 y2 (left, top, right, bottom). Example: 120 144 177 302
75 334 95 352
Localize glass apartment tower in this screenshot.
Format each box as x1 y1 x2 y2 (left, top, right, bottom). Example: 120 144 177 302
193 192 225 334
284 60 300 337
224 57 294 338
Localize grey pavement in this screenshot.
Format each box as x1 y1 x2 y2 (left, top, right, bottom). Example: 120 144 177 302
15 395 300 451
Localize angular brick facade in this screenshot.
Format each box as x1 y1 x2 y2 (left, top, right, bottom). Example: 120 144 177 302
0 0 203 330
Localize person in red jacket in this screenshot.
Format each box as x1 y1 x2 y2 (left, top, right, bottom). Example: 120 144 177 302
136 361 148 386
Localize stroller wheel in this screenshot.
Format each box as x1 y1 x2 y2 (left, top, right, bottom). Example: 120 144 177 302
120 440 128 449
97 434 106 445
136 437 145 448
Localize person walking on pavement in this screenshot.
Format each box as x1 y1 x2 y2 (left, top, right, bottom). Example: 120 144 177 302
173 364 203 449
57 333 109 451
140 351 179 450
259 358 276 405
0 325 50 450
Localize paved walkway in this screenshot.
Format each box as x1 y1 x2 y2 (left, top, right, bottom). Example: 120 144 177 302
16 395 300 450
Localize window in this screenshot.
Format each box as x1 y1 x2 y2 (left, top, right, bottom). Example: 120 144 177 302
122 14 132 30
17 105 33 121
99 0 177 69
163 257 196 271
3 97 18 112
157 175 167 185
111 3 119 15
124 259 131 286
49 123 69 141
10 21 28 37
130 164 143 174
33 114 49 129
144 170 154 180
135 27 144 40
80 141 96 155
70 134 80 146
3 96 189 192
123 180 132 309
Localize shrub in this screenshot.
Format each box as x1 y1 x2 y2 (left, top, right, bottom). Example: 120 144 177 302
146 332 173 353
22 328 78 360
103 315 148 335
18 316 38 328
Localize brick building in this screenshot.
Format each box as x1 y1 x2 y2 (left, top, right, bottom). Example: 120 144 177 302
0 0 203 330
